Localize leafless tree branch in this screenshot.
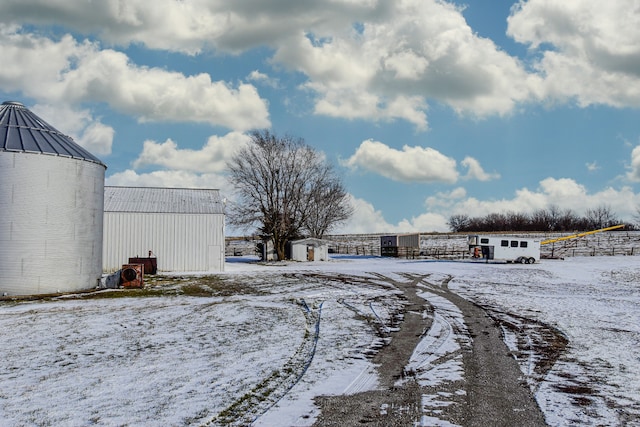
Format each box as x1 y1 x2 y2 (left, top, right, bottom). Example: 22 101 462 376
227 130 352 260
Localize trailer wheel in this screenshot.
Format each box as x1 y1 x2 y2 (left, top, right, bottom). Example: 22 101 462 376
528 257 536 264
518 257 526 264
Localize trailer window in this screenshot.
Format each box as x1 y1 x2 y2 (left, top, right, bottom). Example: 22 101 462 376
501 240 508 247
510 241 518 247
520 241 528 248
480 238 489 244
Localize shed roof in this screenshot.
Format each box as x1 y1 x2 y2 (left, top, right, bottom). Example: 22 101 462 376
104 186 225 214
0 101 105 166
290 238 331 246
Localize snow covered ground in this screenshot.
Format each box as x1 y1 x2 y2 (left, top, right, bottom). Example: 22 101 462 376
0 255 638 426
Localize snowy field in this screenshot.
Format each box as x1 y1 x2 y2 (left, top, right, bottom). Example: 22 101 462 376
0 255 638 426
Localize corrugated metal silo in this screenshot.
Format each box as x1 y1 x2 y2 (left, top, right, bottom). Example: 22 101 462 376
0 101 107 295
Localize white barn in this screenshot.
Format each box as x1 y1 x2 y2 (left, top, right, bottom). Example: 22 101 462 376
103 187 225 273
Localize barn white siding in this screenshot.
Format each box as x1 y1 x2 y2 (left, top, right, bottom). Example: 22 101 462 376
103 187 225 272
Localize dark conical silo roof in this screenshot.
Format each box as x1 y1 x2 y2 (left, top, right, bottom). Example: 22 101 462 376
0 101 106 167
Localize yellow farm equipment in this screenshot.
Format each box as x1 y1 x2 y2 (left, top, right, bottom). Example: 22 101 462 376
540 224 625 246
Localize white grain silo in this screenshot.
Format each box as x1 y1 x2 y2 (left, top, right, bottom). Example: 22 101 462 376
0 101 107 296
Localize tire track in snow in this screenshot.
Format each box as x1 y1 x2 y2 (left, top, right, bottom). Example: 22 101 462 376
313 274 432 426
204 299 323 427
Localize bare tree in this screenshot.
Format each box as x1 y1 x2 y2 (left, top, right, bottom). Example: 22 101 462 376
451 205 624 233
585 204 619 229
633 205 640 229
552 208 578 231
304 175 353 238
505 211 529 230
484 212 508 231
226 130 352 260
548 205 565 231
448 214 470 232
531 205 564 231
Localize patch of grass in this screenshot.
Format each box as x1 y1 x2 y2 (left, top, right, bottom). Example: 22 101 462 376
4 275 263 303
554 384 594 395
179 283 215 297
213 370 282 423
188 276 242 296
553 383 596 407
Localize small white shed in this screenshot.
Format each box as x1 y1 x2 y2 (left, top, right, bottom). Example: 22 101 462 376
288 238 330 261
103 186 225 272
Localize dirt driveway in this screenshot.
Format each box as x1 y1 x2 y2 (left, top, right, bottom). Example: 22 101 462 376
312 273 558 426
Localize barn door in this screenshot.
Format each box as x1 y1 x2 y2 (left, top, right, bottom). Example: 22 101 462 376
307 245 314 261
208 245 222 270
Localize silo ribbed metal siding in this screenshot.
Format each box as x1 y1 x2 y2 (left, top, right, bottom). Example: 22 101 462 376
0 152 105 295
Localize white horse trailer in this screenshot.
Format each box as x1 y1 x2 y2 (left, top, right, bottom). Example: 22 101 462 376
468 235 540 264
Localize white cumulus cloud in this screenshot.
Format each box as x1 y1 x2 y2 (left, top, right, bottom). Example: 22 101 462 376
427 178 640 224
31 103 114 156
247 70 280 89
4 0 640 130
106 169 228 190
332 194 449 234
0 0 228 55
343 140 498 184
0 0 538 129
335 177 640 234
77 122 115 157
0 26 270 131
627 145 640 182
342 139 459 183
274 0 538 129
461 157 500 181
508 1 640 108
332 195 395 234
133 132 251 173
586 161 600 172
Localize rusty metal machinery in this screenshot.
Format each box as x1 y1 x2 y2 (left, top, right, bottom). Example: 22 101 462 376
120 264 144 288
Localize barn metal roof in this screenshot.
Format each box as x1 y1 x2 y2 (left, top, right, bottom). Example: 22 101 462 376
104 186 225 214
0 101 105 166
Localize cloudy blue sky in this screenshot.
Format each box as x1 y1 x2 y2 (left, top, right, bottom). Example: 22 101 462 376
2 0 640 234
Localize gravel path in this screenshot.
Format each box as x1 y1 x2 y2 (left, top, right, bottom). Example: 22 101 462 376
312 275 548 426
445 290 547 426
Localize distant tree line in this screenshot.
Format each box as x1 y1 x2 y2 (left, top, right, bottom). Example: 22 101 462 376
448 204 629 233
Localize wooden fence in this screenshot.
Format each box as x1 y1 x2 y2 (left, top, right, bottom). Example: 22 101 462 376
225 231 640 259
